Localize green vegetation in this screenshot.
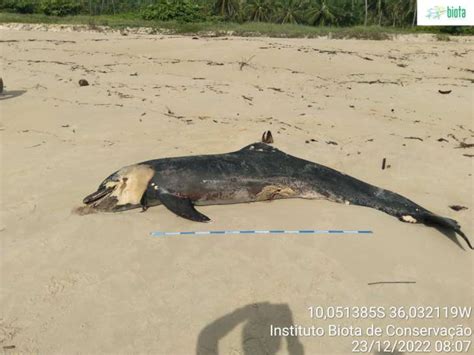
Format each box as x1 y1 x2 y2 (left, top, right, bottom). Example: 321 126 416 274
0 1 473 37
39 0 81 16
141 0 207 22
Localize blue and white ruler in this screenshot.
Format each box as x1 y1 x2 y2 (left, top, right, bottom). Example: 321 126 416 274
150 229 373 237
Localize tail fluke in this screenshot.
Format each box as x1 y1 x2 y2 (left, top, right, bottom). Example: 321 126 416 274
422 213 473 250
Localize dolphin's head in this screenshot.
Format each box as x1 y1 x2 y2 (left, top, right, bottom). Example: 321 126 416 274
79 164 155 213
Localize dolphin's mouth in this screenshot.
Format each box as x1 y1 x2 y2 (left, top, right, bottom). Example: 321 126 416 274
83 186 115 205
78 164 155 215
77 185 121 214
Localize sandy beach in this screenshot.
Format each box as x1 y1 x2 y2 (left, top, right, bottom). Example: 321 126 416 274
1 25 473 354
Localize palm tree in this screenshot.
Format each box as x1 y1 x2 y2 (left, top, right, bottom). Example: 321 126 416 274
245 0 274 22
275 0 308 24
214 0 240 18
306 0 338 26
386 0 411 27
409 0 417 26
377 0 382 25
364 0 368 25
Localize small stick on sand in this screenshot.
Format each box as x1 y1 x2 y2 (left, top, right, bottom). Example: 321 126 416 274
382 158 386 170
438 89 452 94
404 136 423 141
449 205 468 211
456 142 474 149
368 281 416 286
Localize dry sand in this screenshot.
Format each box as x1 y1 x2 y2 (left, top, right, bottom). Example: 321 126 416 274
1 25 473 354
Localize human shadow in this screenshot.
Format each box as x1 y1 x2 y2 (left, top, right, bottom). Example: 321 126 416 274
0 90 26 101
196 302 304 355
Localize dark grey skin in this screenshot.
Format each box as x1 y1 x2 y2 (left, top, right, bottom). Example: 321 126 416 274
83 142 472 249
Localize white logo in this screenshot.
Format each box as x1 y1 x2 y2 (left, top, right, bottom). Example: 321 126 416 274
417 0 474 25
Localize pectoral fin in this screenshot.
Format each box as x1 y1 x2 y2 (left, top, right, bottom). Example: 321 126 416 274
157 188 210 222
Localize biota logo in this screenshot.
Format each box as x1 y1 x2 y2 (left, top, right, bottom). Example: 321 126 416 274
426 6 447 19
418 0 473 25
426 5 466 19
446 5 467 18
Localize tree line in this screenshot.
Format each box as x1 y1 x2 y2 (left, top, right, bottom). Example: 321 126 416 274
0 0 422 27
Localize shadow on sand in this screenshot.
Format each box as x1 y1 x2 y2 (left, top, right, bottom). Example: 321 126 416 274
0 90 26 101
434 226 467 251
196 302 304 355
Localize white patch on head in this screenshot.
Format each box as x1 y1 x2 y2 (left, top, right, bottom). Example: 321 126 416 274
110 164 154 206
105 181 117 188
401 215 417 223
